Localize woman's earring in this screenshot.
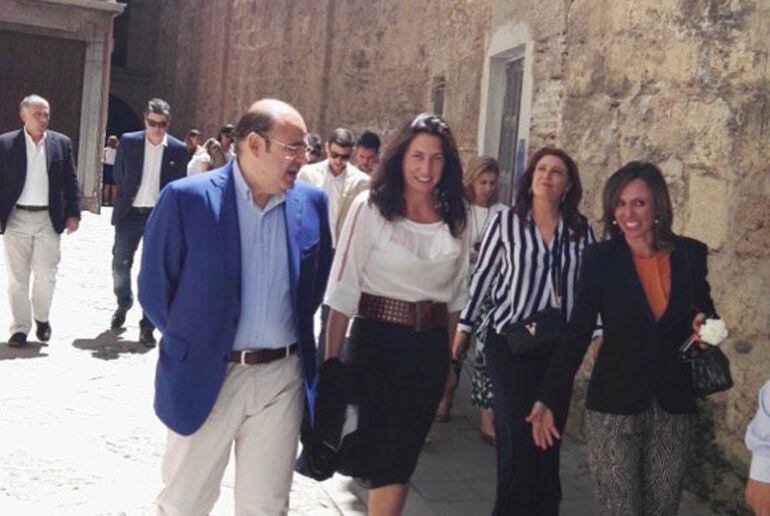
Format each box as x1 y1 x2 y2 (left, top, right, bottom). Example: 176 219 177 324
654 218 659 225
560 193 567 204
612 220 618 226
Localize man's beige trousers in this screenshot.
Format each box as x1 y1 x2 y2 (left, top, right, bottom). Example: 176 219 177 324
3 209 61 335
156 354 304 516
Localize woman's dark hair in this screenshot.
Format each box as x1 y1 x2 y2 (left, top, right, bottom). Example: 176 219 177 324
602 161 675 251
513 147 585 240
370 113 466 237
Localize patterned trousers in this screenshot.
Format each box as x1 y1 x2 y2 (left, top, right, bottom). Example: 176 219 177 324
586 401 692 516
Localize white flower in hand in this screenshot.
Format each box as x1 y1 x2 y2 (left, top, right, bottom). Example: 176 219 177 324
699 318 728 346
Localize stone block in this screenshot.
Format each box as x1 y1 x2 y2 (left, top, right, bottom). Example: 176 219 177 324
685 172 729 249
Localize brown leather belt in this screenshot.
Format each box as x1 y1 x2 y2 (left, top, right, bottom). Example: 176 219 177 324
357 293 448 331
230 343 297 365
16 205 48 212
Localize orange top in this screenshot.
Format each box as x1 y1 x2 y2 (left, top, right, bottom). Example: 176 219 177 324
633 252 671 321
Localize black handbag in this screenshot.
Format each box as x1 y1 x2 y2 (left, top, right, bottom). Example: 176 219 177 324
503 235 565 355
679 248 733 397
503 305 564 355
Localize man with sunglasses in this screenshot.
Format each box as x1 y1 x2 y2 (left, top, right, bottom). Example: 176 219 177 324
298 128 369 361
298 128 369 249
110 98 189 347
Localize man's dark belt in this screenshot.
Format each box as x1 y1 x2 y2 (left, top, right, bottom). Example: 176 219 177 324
16 205 48 212
357 293 448 331
134 207 153 215
229 343 298 365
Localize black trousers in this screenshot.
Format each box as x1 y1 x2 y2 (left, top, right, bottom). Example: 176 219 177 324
485 330 563 516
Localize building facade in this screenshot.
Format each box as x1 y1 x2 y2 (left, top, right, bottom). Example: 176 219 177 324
111 1 768 510
0 0 124 211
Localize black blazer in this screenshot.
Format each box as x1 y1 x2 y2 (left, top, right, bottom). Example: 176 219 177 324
0 129 81 234
111 130 189 225
539 236 716 419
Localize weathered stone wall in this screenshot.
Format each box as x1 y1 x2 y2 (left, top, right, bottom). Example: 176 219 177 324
114 1 769 512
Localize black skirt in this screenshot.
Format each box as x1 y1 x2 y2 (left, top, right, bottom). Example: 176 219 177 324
345 317 449 488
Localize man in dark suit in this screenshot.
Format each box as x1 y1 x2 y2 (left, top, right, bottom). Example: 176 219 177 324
0 95 80 347
110 98 188 347
138 99 332 514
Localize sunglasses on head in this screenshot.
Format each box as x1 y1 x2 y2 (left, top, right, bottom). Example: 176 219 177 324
410 112 449 133
330 151 352 161
146 118 168 129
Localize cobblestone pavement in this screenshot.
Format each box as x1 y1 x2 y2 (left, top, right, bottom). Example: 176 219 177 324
0 209 718 516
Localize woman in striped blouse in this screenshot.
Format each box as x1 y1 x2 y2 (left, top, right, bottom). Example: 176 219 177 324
452 147 598 516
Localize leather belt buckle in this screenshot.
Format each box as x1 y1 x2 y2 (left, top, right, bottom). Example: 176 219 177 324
238 350 249 365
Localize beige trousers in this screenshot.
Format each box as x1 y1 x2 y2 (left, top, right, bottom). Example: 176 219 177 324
156 354 305 516
3 209 61 335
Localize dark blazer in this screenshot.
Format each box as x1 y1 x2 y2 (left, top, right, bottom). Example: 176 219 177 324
138 162 333 435
539 236 716 419
111 130 189 225
0 129 80 234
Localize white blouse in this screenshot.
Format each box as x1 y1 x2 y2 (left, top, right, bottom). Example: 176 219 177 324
325 191 470 317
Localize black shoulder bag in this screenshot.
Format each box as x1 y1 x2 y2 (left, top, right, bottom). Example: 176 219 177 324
678 247 733 397
503 230 566 355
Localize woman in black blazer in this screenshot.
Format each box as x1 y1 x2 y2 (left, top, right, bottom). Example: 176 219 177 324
528 162 718 516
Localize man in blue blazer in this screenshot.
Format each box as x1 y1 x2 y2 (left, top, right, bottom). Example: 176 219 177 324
139 99 332 515
110 98 188 347
0 95 80 346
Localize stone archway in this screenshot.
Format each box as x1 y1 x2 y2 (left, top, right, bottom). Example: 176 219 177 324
106 94 143 141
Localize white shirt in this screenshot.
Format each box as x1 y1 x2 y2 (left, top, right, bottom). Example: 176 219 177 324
468 202 507 257
325 191 469 317
747 381 770 482
17 129 49 206
133 134 167 208
187 151 211 176
322 166 349 242
103 147 117 165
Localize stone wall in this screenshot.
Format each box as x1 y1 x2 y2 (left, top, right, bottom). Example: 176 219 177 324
116 1 769 512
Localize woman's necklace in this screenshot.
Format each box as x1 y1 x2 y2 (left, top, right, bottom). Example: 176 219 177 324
473 204 492 244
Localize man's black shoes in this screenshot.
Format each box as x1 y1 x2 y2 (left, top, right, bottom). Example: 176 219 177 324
111 303 132 329
8 332 27 348
139 327 156 348
35 320 51 342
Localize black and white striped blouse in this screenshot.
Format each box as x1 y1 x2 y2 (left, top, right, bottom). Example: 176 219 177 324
458 208 597 335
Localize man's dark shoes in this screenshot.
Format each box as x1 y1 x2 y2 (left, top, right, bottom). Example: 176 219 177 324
8 332 27 348
111 303 132 329
35 320 51 342
139 327 156 348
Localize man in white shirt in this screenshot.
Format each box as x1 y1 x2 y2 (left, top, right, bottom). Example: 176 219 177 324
298 128 369 249
746 380 770 515
298 128 369 361
110 98 189 347
354 130 381 176
0 95 80 347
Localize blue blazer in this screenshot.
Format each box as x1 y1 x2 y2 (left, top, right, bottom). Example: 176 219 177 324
0 129 80 233
138 162 333 435
111 130 189 225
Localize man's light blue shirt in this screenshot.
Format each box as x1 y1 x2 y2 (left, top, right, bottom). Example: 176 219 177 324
231 160 297 350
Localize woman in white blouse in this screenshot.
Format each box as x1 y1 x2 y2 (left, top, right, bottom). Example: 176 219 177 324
437 156 507 438
324 113 469 515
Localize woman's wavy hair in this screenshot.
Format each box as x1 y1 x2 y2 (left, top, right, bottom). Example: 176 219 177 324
370 113 466 237
464 155 500 206
513 147 586 240
602 161 675 251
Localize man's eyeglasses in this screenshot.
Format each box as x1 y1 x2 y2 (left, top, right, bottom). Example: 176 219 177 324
256 132 306 158
329 151 352 161
146 118 169 129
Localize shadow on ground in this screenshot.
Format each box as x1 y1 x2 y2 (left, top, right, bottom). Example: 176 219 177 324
72 329 149 360
0 341 48 360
